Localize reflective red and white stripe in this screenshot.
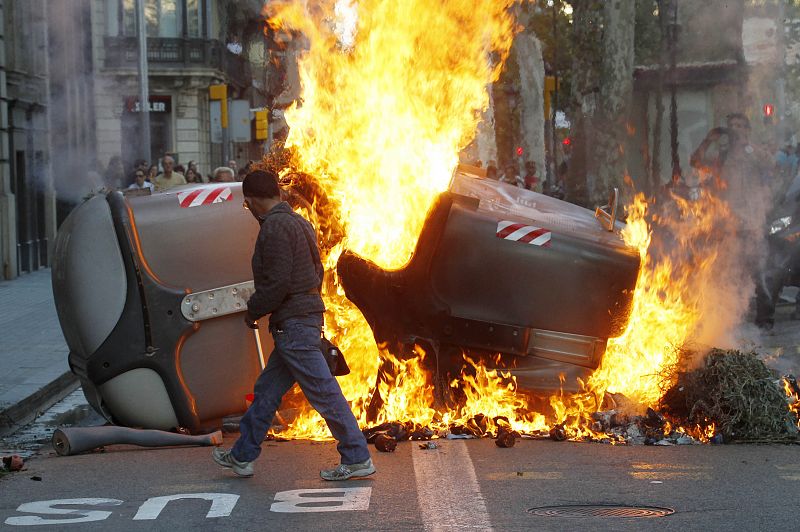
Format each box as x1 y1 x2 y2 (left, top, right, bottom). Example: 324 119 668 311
177 186 232 208
496 220 552 246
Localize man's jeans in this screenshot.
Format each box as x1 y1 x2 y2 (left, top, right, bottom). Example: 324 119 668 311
232 314 370 465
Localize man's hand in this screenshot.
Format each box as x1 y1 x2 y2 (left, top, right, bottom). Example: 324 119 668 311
244 312 259 329
705 127 730 143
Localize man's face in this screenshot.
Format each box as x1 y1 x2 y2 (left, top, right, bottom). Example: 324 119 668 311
228 160 238 170
135 171 145 186
243 196 271 220
163 157 174 173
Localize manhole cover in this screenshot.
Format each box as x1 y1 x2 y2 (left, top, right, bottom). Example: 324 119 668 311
528 505 674 518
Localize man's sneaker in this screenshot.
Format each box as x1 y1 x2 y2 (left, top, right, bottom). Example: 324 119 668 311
320 458 376 481
212 448 254 478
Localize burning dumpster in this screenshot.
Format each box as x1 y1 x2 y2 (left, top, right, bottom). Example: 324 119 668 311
52 184 269 433
338 169 640 394
53 170 639 434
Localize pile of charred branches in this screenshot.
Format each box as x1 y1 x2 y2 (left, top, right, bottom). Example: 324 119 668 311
660 349 800 443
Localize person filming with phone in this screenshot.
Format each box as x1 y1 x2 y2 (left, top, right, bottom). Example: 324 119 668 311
690 113 774 226
690 113 776 326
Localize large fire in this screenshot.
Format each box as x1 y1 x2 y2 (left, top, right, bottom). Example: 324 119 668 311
262 1 740 440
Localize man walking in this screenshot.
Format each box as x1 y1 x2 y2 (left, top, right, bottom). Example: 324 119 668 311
212 169 374 480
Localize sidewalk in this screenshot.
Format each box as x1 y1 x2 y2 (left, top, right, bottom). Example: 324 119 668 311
0 269 77 436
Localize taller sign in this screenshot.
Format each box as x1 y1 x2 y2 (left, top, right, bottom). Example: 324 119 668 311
124 95 172 113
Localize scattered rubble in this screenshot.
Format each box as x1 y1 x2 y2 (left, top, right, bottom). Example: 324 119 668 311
374 434 397 452
358 351 799 450
548 424 567 442
2 454 24 472
495 428 516 448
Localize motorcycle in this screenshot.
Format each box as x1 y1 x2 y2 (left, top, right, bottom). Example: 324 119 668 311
755 197 800 329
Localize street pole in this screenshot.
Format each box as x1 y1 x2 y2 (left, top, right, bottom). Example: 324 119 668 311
222 106 229 164
136 0 151 163
667 0 681 184
776 0 786 141
552 0 559 179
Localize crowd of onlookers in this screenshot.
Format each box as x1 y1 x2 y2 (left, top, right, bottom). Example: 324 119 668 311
95 154 258 194
477 157 568 200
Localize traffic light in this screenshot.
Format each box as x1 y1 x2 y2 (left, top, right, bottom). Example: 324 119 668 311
254 110 269 140
763 103 775 125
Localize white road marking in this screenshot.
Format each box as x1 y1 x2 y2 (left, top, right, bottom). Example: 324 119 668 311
5 499 123 526
270 488 372 513
412 441 493 531
776 464 800 480
132 493 239 520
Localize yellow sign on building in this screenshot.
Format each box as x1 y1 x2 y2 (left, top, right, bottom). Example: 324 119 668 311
209 84 228 128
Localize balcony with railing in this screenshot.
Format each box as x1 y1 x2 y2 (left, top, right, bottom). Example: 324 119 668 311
103 36 250 88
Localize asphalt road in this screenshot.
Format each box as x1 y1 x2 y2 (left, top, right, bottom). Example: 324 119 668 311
2 302 800 530
1 429 798 531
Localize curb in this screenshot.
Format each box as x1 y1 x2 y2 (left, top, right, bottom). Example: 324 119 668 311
0 372 80 437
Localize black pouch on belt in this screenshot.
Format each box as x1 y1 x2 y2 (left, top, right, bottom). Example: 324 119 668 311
321 336 350 376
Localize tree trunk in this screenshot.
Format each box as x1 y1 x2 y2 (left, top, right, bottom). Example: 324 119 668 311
566 0 602 205
514 30 546 183
568 0 636 207
474 85 498 167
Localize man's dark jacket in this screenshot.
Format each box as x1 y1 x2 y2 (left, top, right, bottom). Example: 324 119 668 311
247 202 325 326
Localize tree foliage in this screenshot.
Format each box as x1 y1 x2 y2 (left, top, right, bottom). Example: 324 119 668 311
634 0 662 65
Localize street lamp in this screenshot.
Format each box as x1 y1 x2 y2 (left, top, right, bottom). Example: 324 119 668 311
136 0 151 163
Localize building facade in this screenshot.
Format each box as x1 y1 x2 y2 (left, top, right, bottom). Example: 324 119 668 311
0 0 268 279
93 0 262 180
0 0 56 279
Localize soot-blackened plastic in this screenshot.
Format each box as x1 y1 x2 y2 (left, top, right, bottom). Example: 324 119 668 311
338 171 640 392
52 184 268 433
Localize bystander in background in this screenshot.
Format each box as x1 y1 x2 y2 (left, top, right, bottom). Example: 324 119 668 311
104 155 125 190
499 162 524 188
212 166 235 183
522 160 540 192
155 155 187 191
185 167 203 183
127 169 154 192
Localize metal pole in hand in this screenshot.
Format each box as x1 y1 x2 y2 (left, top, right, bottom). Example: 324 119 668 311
253 327 266 370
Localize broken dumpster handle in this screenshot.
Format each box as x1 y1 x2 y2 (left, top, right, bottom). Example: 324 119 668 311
51 426 223 456
594 187 619 232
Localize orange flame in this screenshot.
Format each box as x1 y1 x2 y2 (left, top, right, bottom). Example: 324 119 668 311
782 378 800 428
267 0 516 269
263 2 742 442
265 0 520 439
